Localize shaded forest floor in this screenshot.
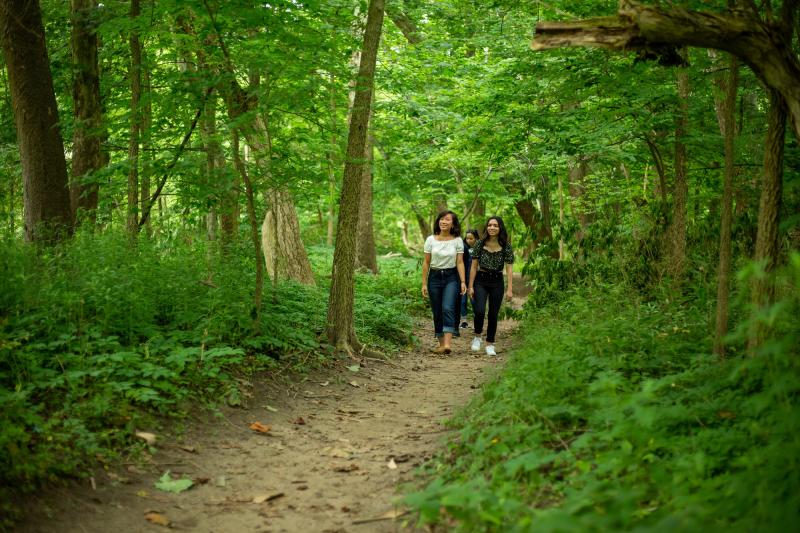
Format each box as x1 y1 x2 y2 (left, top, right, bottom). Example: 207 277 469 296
15 297 526 532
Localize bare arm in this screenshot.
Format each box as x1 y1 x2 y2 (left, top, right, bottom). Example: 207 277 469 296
421 253 431 297
457 253 466 295
468 258 478 298
505 262 514 301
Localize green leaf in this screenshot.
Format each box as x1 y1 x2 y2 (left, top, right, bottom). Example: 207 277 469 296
154 470 193 493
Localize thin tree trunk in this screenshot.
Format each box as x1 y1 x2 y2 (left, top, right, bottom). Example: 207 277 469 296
356 133 378 273
327 72 338 246
714 54 739 357
70 0 101 225
557 172 565 260
126 0 141 237
0 0 72 242
668 51 690 279
140 52 152 236
411 204 431 240
567 158 592 242
232 130 262 332
327 0 384 354
748 88 786 351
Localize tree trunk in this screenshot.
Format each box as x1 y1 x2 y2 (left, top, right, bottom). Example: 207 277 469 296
531 0 800 143
356 133 378 273
668 53 689 279
326 72 338 247
140 52 152 236
70 0 101 224
260 187 315 285
411 204 431 240
748 88 786 351
126 0 141 237
713 54 738 357
327 0 384 354
0 0 72 242
567 158 592 242
232 130 263 332
557 172 565 260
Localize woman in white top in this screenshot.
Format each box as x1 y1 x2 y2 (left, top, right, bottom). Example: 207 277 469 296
421 210 467 354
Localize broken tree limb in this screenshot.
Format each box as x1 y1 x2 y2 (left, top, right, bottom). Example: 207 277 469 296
531 0 800 142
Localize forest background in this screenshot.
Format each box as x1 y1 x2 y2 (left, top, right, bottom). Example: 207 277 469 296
1 0 798 530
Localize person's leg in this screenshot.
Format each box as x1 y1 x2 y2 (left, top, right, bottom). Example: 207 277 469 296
472 280 488 336
454 291 462 337
440 273 459 350
485 278 505 344
427 273 444 344
460 289 468 326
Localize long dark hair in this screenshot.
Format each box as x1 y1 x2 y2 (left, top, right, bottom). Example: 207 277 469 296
433 210 461 237
481 216 509 249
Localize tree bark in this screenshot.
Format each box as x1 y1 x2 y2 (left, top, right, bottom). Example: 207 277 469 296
713 54 738 357
232 130 263 332
70 0 102 224
411 204 431 240
356 134 378 273
140 52 152 236
567 158 592 242
748 88 786 352
0 0 72 242
327 0 384 354
127 0 141 237
531 0 800 143
668 53 689 279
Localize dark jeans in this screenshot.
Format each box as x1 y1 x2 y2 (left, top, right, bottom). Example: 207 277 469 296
473 270 504 343
428 268 459 338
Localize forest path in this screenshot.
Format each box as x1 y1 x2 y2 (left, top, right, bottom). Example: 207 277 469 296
18 308 523 532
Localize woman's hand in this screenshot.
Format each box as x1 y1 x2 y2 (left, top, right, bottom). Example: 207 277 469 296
505 289 513 302
422 285 429 298
468 287 474 298
460 282 466 295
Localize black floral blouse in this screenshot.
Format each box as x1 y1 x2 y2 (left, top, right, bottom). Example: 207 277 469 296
470 240 514 272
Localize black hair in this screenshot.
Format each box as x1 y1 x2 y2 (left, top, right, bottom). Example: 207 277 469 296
463 228 480 245
433 210 461 237
481 216 509 249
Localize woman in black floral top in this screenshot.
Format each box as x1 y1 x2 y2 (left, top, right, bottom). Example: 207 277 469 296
467 217 514 356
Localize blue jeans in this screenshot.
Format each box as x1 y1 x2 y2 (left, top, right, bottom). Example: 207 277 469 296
428 268 459 337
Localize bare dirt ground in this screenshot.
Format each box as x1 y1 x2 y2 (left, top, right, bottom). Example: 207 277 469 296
16 309 522 533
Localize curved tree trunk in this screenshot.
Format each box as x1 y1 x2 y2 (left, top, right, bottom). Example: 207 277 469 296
70 0 102 225
531 0 800 143
327 0 385 354
748 88 786 352
0 0 72 242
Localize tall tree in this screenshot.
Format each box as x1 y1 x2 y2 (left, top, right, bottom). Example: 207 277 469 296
70 0 102 224
713 53 739 357
327 0 385 354
668 50 690 279
0 0 72 242
127 0 142 237
356 133 378 273
748 88 787 351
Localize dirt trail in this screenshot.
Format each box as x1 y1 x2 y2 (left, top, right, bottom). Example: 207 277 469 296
17 312 520 533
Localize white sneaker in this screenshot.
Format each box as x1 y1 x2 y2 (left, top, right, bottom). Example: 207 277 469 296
485 345 497 356
471 337 482 351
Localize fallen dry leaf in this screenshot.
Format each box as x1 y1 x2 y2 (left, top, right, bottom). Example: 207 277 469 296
253 492 284 504
135 431 157 445
292 417 306 425
179 445 197 453
144 511 170 527
387 458 398 470
194 476 210 485
349 381 360 388
249 422 272 434
352 508 410 525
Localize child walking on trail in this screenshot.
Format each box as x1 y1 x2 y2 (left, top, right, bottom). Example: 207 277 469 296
459 229 479 329
468 217 514 356
421 210 467 354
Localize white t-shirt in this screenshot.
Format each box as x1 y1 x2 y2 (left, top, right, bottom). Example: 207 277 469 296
424 235 464 269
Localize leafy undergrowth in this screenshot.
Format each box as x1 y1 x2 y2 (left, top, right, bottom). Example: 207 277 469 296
406 258 800 531
0 232 418 523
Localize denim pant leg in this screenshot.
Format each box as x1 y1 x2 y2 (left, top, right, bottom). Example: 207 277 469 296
440 271 459 334
428 274 445 337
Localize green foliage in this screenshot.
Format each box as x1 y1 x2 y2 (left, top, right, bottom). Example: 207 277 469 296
406 257 800 531
0 231 418 504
